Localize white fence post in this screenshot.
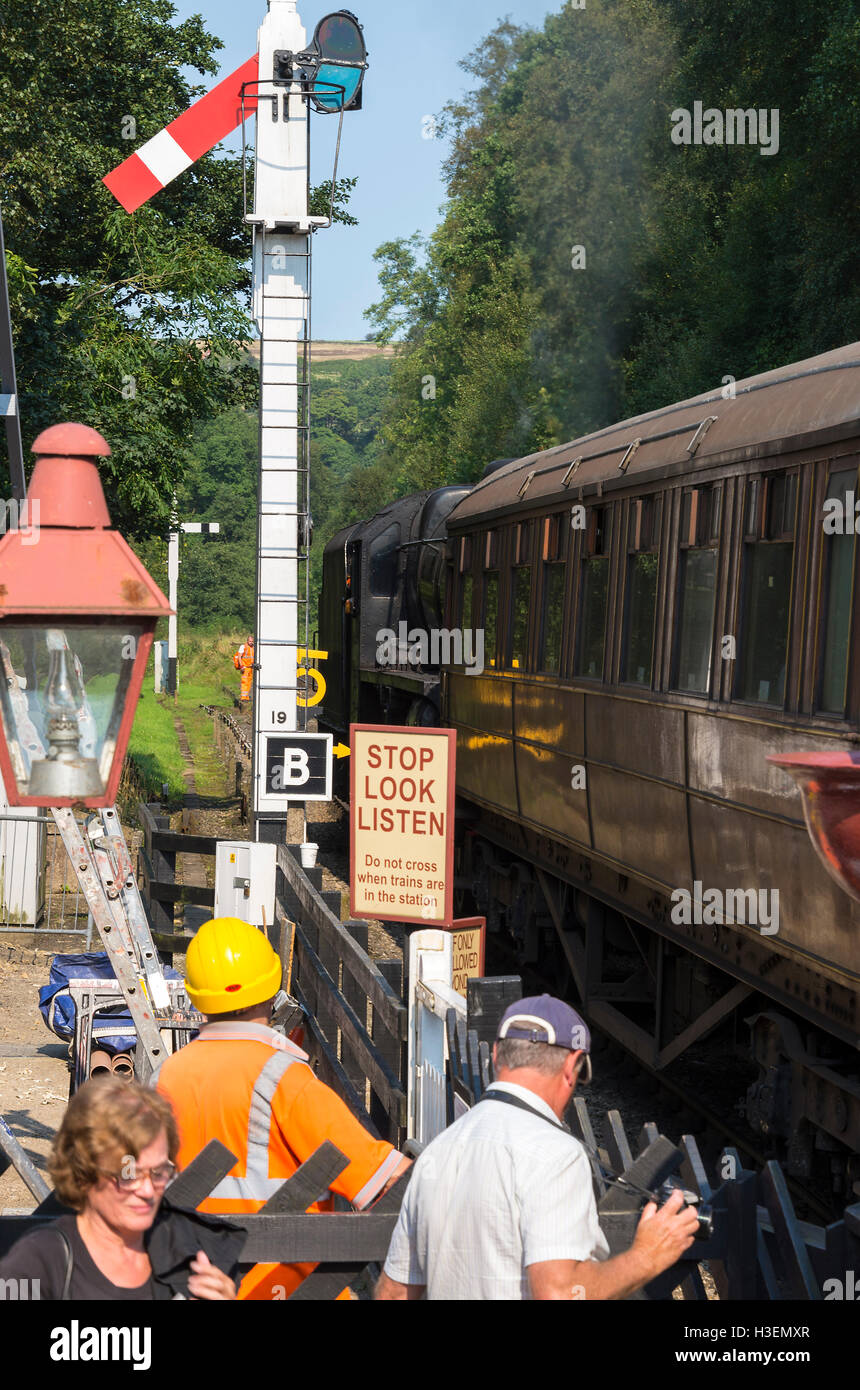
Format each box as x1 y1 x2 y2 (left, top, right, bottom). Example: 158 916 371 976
0 792 45 928
407 928 467 1144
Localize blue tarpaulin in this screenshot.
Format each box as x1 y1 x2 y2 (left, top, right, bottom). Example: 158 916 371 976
39 953 181 1055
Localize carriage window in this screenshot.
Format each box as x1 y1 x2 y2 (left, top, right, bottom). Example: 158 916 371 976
738 545 793 704
576 559 609 678
461 574 473 631
541 565 565 674
483 572 499 669
510 567 531 669
737 473 796 706
622 498 660 686
673 487 719 695
675 551 717 693
819 470 855 714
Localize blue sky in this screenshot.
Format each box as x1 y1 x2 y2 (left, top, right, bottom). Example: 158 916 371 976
170 1 558 339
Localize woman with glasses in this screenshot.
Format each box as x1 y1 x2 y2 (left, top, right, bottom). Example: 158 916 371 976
0 1076 237 1300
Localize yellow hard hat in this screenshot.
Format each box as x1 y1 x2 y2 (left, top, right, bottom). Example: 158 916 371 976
185 917 282 1015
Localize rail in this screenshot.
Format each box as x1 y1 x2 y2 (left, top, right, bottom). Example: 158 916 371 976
136 802 216 941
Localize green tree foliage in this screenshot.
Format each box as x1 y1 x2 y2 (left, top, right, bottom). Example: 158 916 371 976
368 0 860 488
0 0 358 538
157 356 391 634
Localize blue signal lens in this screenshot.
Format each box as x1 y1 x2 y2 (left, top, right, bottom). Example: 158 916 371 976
314 63 362 111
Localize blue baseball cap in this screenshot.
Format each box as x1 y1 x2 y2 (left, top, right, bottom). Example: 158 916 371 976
497 995 592 1082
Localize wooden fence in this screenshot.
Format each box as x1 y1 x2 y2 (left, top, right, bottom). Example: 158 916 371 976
446 1003 860 1301
134 808 409 1146
137 802 215 943
0 1137 410 1301
276 843 408 1146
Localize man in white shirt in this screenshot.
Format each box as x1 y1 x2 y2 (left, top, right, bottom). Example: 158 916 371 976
375 995 699 1300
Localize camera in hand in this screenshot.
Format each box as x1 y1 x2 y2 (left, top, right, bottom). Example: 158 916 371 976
655 1176 714 1241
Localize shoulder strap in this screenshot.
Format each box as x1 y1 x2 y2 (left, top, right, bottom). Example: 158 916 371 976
55 1227 74 1301
478 1088 572 1134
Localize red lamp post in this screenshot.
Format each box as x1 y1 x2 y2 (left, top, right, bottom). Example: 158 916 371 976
0 423 172 807
767 751 860 903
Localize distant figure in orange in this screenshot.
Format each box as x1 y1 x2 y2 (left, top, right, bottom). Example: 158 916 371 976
233 635 255 705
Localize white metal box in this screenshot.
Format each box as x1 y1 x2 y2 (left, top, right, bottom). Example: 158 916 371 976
214 841 277 930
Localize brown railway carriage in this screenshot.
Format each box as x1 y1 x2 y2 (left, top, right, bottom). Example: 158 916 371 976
443 342 860 1195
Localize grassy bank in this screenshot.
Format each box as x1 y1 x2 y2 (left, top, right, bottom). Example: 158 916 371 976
125 632 243 808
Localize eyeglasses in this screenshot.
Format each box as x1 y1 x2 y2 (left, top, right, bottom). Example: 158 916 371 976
100 1161 176 1192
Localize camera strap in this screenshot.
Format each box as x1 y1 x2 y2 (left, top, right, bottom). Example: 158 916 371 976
478 1088 660 1205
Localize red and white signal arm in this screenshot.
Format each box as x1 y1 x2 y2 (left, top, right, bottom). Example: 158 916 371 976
103 56 259 213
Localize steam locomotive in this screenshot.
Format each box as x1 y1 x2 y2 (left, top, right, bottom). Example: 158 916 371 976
319 341 860 1200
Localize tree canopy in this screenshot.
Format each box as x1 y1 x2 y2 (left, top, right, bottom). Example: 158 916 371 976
367 0 860 491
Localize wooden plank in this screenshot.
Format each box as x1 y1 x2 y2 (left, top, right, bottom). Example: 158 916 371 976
258 1143 351 1215
145 881 215 908
151 831 219 857
167 1139 237 1210
293 982 374 1132
239 1211 399 1263
758 1161 821 1299
287 1263 367 1301
637 1122 660 1154
721 1170 758 1300
466 1028 482 1099
679 1134 712 1201
342 956 371 1108
293 923 406 1129
371 959 405 1144
605 1110 634 1175
277 844 406 1038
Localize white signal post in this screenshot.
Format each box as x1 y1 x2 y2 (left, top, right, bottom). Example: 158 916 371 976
102 1 368 836
250 0 325 837
166 521 221 698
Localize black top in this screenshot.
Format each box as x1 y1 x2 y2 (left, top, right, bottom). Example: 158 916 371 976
0 1215 168 1301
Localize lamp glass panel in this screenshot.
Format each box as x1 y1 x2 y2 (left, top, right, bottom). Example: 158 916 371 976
0 622 145 798
314 63 362 110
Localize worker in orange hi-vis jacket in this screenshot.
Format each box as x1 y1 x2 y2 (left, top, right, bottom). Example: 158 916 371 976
155 918 412 1300
233 635 255 704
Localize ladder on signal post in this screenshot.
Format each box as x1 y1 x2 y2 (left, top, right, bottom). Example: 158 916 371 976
51 807 200 1086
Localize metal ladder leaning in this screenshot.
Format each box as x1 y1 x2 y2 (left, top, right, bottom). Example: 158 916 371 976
51 807 199 1086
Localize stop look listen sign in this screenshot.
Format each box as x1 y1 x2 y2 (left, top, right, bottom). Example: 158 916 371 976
350 725 456 926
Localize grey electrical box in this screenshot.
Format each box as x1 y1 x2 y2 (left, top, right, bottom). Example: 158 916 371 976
214 841 277 929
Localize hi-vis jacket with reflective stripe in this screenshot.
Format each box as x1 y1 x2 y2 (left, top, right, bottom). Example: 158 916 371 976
156 1021 400 1300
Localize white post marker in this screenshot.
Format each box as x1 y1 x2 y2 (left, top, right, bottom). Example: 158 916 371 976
165 522 221 697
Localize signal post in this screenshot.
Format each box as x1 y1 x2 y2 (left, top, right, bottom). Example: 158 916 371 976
103 2 368 842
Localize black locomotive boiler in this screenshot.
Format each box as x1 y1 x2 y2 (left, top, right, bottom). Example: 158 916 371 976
319 342 860 1200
